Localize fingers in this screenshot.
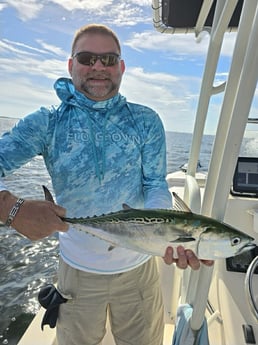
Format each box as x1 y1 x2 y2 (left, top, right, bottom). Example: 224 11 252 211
51 213 69 232
53 204 67 218
163 246 212 270
163 246 175 265
175 246 200 270
200 259 214 267
52 204 69 231
184 249 200 270
163 246 189 268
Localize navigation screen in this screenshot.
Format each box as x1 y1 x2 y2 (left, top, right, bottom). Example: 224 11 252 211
232 157 258 196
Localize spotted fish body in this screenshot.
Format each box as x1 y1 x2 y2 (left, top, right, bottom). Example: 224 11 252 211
43 186 255 260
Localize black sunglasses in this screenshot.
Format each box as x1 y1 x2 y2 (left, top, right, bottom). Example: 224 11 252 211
72 52 121 67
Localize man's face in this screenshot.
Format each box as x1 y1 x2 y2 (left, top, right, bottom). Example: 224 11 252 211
68 34 125 101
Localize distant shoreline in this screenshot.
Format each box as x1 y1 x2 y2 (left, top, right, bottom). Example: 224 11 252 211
0 116 20 120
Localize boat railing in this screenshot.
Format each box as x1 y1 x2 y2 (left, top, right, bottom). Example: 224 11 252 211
153 0 258 332
190 0 258 331
245 255 258 322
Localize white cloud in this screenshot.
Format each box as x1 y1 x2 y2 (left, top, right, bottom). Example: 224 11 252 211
0 38 68 79
0 55 68 80
4 0 43 20
36 40 68 57
2 0 152 27
0 77 59 118
1 39 47 56
50 0 152 20
0 39 68 118
0 3 7 11
121 67 201 132
127 66 179 83
49 0 113 11
125 30 237 58
124 31 210 54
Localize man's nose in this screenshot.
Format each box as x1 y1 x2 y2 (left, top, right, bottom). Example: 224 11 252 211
92 58 106 69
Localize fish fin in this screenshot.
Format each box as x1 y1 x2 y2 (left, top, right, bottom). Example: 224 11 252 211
108 245 116 251
122 203 132 210
170 237 196 243
172 192 192 213
42 185 55 204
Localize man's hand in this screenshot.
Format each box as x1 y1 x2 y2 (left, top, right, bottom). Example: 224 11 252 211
12 199 69 240
0 191 68 240
163 246 214 270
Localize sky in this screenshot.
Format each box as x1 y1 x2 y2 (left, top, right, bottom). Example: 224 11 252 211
0 0 257 134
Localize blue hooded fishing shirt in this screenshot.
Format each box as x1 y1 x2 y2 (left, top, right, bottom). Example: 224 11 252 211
0 78 172 273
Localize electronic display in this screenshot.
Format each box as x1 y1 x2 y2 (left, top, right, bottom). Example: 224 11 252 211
232 157 258 196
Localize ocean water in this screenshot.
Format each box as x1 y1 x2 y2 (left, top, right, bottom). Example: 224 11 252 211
0 122 59 345
0 116 256 344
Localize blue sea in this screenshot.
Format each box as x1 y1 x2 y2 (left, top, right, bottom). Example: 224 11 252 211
0 116 257 344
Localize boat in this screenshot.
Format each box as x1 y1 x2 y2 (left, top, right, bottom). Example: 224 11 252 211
18 0 258 344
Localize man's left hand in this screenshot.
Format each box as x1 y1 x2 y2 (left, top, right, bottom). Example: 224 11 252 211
163 246 214 270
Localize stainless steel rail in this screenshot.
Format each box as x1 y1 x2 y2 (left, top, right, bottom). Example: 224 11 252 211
245 256 258 321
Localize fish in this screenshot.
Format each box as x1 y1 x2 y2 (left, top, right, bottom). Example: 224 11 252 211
43 186 255 260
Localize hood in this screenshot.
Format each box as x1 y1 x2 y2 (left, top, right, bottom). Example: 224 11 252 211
53 77 127 183
54 77 126 112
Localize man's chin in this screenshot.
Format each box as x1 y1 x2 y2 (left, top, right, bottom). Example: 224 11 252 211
82 86 117 101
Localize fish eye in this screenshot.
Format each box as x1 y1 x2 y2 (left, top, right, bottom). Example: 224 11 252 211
231 237 241 246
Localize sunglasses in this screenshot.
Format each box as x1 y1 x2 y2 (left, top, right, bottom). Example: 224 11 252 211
72 52 121 67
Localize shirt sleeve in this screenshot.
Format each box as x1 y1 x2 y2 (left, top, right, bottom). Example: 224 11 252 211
0 108 50 177
141 110 172 209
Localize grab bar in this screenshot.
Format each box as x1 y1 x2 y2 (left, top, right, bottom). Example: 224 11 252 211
245 255 258 321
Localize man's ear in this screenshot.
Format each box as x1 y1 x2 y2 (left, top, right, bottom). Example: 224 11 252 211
120 59 125 74
68 58 73 76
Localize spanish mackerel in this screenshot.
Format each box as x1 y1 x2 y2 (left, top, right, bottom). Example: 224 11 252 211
43 186 254 260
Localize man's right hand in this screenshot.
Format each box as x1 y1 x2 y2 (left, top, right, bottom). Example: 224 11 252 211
0 191 68 240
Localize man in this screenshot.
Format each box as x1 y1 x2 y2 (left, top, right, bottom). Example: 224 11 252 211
0 24 212 345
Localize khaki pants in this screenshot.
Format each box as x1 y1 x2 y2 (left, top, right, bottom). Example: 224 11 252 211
56 257 164 345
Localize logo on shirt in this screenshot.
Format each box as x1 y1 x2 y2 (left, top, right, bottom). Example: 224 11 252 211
68 130 141 145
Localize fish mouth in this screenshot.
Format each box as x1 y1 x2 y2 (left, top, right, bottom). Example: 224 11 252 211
236 243 256 255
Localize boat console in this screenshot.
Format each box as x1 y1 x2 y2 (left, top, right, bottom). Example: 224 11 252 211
231 157 258 197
